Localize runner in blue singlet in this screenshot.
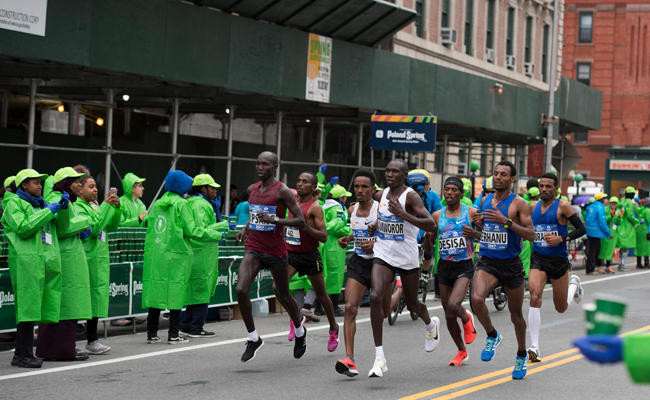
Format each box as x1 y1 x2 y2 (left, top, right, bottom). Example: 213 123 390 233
464 161 535 380
527 173 586 363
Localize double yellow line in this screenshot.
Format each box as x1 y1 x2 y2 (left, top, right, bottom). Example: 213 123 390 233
399 325 650 400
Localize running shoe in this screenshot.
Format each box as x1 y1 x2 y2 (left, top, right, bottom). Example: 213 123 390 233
597 267 605 274
424 316 440 352
335 356 359 377
569 274 583 304
85 340 111 355
527 346 541 363
146 335 161 344
480 331 503 361
188 330 216 338
288 320 296 341
168 335 189 345
607 267 615 274
241 337 264 362
512 354 528 380
327 328 339 352
449 350 468 366
368 358 388 378
463 311 477 344
294 326 307 359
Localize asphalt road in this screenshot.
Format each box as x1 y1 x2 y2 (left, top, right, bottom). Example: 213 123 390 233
1 268 649 400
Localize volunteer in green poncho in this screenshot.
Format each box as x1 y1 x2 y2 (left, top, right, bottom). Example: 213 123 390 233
320 184 352 316
519 187 539 279
180 174 229 337
119 172 147 227
1 175 16 222
1 169 64 368
598 197 620 273
37 167 93 361
616 186 638 271
74 173 121 354
634 198 650 269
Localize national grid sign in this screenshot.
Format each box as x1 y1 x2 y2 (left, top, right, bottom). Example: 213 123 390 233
370 115 437 152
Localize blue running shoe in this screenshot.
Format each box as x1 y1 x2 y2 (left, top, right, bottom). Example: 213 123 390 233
480 331 503 361
512 354 528 380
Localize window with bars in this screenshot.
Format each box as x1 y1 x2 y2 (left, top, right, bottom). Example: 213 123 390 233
578 12 593 43
577 62 591 86
542 24 549 82
574 131 588 144
415 0 425 38
525 16 533 63
464 0 473 55
506 7 515 55
441 0 450 28
486 0 495 50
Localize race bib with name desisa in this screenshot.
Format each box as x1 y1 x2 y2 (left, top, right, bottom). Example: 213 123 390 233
249 204 277 232
377 213 405 241
439 230 468 257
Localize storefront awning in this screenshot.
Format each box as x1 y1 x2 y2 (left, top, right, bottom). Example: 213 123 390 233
188 0 417 46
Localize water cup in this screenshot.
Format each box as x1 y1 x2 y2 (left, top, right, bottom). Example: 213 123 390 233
592 294 627 335
624 334 650 383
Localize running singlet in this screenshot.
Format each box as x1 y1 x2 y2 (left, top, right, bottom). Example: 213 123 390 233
532 199 568 258
479 193 521 259
350 200 379 260
245 180 287 258
438 204 473 261
373 187 420 269
285 198 318 252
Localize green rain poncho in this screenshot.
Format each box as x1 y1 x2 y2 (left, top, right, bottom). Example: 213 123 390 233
119 173 147 227
1 196 62 323
321 199 352 295
616 198 638 249
185 195 228 305
599 205 619 261
519 198 533 279
634 205 650 257
46 191 92 320
74 199 121 317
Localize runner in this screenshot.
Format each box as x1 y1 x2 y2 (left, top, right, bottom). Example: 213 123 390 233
235 151 307 362
527 173 586 362
335 169 379 377
282 171 339 351
465 160 535 380
432 177 479 366
367 159 440 378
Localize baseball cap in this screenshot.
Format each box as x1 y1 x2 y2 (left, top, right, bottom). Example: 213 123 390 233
594 192 608 201
53 167 84 184
192 173 221 188
330 184 352 199
15 169 48 187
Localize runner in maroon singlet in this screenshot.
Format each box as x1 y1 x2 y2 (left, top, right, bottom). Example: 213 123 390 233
283 172 340 351
236 152 307 362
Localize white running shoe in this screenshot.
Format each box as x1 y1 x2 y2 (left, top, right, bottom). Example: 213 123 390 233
368 358 388 378
424 316 440 352
527 346 542 363
570 274 583 304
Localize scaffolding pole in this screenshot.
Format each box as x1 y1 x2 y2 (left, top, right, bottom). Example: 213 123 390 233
26 79 37 168
104 89 114 196
357 122 363 167
1 91 7 129
318 117 325 164
224 105 235 216
544 0 560 172
171 98 180 170
276 111 283 180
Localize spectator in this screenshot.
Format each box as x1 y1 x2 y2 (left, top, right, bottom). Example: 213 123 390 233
598 196 619 273
38 167 92 361
74 172 121 354
229 184 239 214
1 176 16 223
634 198 650 269
616 186 638 271
1 169 62 368
119 172 147 227
584 192 612 275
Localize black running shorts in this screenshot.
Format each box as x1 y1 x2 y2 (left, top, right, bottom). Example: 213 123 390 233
530 252 571 280
437 259 475 287
372 257 418 276
476 256 524 289
347 254 372 288
288 250 324 277
245 249 287 270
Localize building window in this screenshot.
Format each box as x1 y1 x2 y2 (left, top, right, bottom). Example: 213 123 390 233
434 145 444 172
578 12 593 43
574 131 588 144
441 0 450 28
524 16 533 63
415 0 425 38
542 24 549 82
486 0 495 50
464 0 473 55
506 7 515 55
577 62 591 86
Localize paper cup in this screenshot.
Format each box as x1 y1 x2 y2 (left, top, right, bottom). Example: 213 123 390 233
624 334 650 383
593 295 627 335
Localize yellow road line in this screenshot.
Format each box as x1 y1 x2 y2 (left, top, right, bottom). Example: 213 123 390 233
400 324 650 400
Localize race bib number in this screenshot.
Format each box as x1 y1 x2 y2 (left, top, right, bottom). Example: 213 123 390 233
41 231 53 245
534 224 558 247
353 228 376 255
285 226 301 246
439 230 467 257
99 231 107 242
479 223 508 250
377 213 404 241
249 204 277 232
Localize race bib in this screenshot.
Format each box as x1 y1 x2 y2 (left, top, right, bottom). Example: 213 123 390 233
42 231 53 245
439 230 468 257
377 213 404 241
285 226 301 246
353 228 376 255
249 204 277 232
99 231 107 242
534 224 559 247
479 223 508 250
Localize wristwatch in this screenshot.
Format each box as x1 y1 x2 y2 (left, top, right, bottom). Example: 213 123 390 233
271 215 280 223
503 218 513 229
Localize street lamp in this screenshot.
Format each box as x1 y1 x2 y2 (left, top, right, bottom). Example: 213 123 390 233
574 173 583 199
470 160 479 200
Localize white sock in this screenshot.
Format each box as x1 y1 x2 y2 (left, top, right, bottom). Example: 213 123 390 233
295 324 305 338
375 346 385 360
567 282 578 305
248 330 259 341
528 307 541 349
425 319 436 331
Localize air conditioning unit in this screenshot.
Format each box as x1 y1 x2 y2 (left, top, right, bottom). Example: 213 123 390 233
441 28 457 46
524 62 535 77
457 164 467 175
506 55 516 69
486 48 495 63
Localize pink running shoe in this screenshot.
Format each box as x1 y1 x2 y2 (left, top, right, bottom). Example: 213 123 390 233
327 328 339 352
288 320 295 341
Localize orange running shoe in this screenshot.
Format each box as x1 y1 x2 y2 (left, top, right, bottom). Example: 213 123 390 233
449 350 468 366
335 356 359 377
463 311 477 344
